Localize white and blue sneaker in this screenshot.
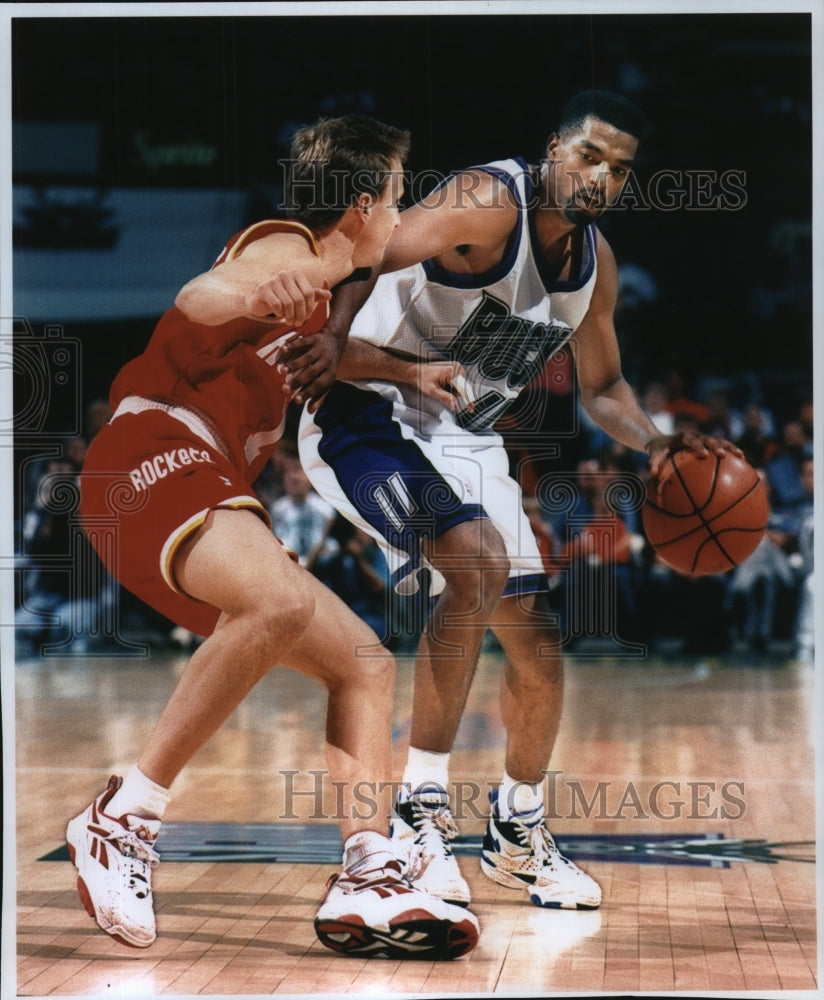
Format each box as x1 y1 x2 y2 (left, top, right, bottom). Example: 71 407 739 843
481 789 601 909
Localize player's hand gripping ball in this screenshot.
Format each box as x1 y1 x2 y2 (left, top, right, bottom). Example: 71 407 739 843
642 450 769 576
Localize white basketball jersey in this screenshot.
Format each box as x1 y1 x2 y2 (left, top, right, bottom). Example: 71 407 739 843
347 157 598 432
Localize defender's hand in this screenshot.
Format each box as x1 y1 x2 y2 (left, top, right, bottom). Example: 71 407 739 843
415 362 475 412
276 328 343 410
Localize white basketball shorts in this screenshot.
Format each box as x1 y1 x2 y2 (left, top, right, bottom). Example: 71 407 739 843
298 381 548 598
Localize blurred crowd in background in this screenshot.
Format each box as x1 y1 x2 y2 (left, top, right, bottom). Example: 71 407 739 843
11 13 813 666
14 355 814 666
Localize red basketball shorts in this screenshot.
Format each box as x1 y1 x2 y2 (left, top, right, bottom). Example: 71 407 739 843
79 407 270 637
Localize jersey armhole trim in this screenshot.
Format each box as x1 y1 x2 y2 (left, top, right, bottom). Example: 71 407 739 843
421 158 528 289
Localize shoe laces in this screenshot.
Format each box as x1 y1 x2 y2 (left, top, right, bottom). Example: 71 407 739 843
109 825 160 869
507 817 571 872
410 800 459 847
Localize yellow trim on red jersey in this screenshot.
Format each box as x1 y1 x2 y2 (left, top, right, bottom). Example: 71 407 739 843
222 219 321 263
160 498 269 595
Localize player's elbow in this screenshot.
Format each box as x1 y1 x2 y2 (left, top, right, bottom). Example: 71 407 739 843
174 281 202 321
175 274 228 324
580 375 621 412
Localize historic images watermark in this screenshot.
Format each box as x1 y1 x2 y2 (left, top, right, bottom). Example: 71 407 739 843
276 769 747 823
278 162 748 215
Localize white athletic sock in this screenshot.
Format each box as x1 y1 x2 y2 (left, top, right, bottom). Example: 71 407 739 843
107 764 171 821
497 771 543 822
401 747 450 801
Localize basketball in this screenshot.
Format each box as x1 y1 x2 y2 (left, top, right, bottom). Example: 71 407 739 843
642 450 769 576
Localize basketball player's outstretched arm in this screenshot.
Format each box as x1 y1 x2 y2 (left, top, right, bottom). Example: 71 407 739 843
576 236 742 482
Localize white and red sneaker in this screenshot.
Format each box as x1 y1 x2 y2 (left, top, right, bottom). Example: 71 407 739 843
66 775 160 947
314 847 478 960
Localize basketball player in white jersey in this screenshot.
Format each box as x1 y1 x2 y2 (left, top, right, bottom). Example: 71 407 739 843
283 91 739 911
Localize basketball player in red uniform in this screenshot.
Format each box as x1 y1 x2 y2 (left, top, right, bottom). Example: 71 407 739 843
66 114 479 960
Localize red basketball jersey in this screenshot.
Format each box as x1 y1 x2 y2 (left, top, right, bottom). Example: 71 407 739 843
109 220 328 483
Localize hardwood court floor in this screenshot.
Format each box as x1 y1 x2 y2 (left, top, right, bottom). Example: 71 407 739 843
12 640 819 997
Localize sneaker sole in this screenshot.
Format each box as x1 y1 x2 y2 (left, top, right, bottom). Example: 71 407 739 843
314 911 479 960
66 821 156 949
442 894 472 908
480 857 600 910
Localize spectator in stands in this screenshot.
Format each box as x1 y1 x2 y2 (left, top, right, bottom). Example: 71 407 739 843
16 458 108 656
793 456 814 665
641 381 675 437
255 438 299 511
798 397 814 443
23 435 89 514
662 369 709 426
727 473 798 655
523 496 559 580
702 387 744 441
269 458 337 567
556 473 644 646
736 403 779 469
765 419 813 512
84 399 112 442
64 435 88 473
597 440 645 533
545 456 601 538
313 516 393 643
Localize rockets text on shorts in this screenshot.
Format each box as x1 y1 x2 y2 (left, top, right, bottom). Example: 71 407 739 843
128 447 213 492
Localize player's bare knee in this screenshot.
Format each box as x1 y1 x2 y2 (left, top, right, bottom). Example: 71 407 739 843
506 645 563 691
485 554 512 599
445 564 509 614
477 521 511 593
444 550 509 613
253 578 316 650
329 646 395 698
358 648 395 691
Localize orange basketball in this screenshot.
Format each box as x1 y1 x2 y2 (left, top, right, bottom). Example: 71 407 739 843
642 450 769 576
